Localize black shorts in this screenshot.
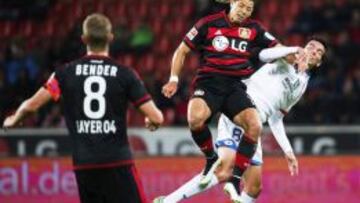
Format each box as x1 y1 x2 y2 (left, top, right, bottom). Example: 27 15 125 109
192 75 255 121
74 164 147 203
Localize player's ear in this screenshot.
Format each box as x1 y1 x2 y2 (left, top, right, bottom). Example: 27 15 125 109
107 33 114 43
81 35 88 44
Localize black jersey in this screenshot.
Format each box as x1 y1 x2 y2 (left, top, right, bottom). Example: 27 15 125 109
45 55 151 168
184 11 278 79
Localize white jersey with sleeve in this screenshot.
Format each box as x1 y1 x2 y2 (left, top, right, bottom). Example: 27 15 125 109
216 59 310 165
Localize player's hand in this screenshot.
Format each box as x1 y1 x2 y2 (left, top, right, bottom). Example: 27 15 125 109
3 115 18 130
162 81 178 98
295 48 309 71
285 152 298 176
145 117 160 131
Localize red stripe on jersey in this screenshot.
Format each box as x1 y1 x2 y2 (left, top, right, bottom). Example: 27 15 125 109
44 74 61 101
130 165 148 203
205 57 247 66
133 94 151 107
207 27 257 40
73 160 134 170
204 46 251 56
199 66 255 77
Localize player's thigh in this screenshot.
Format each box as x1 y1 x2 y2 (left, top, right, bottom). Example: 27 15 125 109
233 108 262 131
222 87 259 129
188 87 223 126
101 165 146 203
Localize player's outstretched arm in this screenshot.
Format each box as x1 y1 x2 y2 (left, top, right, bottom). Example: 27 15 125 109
268 112 298 176
259 45 301 63
3 87 53 129
162 42 191 98
138 101 164 131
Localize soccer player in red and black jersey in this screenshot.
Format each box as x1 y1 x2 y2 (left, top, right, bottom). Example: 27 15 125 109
3 13 163 203
161 0 279 195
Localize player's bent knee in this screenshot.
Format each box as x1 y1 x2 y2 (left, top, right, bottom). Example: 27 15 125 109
187 115 206 130
187 111 209 130
248 121 262 138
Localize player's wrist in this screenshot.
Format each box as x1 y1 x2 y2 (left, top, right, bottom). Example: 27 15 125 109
285 151 295 158
169 75 179 83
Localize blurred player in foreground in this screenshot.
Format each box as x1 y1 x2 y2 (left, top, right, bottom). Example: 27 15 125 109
154 38 327 203
3 13 163 203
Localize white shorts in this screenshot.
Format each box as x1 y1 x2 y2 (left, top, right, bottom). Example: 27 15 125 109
216 114 263 165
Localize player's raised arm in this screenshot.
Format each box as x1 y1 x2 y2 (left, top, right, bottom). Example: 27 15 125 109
162 42 191 98
259 46 302 63
3 87 53 129
267 112 298 176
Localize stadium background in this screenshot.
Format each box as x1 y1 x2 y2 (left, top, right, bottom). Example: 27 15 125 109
0 0 359 202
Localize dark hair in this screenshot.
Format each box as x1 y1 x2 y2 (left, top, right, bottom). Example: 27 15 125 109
82 13 112 51
308 36 328 52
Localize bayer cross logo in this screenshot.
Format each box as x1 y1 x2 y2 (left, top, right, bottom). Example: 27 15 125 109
212 35 229 52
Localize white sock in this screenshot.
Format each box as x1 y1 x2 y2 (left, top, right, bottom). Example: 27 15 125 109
240 191 256 203
163 173 219 203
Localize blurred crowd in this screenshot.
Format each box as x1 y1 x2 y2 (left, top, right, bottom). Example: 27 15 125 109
0 0 359 127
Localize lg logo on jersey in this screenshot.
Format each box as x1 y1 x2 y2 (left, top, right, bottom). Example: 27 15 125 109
212 35 248 52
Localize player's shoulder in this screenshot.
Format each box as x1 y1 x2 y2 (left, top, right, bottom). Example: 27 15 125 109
53 58 79 74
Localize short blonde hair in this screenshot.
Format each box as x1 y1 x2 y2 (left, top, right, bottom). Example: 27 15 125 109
82 13 112 50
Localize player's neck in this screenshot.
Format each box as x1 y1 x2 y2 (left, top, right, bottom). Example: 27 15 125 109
87 50 109 57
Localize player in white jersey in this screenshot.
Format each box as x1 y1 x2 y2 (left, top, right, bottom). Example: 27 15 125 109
153 37 327 203
215 38 327 203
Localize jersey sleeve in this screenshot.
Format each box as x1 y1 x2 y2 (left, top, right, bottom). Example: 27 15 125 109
44 72 61 102
183 18 208 50
126 69 152 108
268 111 294 155
254 23 279 49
